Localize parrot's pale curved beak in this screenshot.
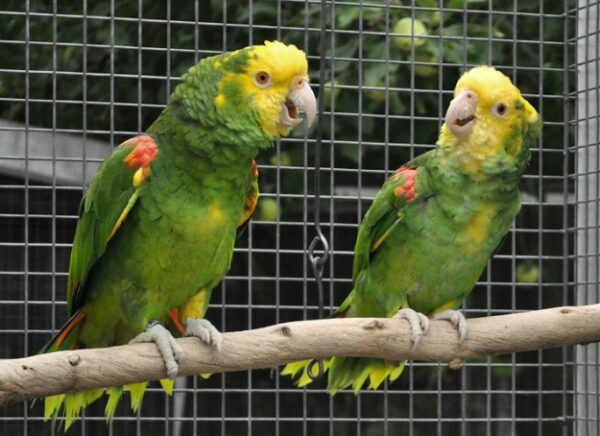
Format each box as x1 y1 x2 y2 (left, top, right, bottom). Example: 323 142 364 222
280 76 317 128
445 89 479 138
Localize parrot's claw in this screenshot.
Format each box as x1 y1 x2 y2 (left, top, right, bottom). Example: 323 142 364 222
393 308 430 349
129 321 183 378
433 310 469 341
185 318 224 352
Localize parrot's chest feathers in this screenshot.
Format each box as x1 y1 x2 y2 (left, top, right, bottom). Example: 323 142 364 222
454 204 496 251
126 180 247 311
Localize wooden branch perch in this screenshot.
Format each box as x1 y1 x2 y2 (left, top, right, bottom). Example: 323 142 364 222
1 304 600 407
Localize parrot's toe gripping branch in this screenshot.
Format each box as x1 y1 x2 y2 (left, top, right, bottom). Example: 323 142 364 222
185 318 224 352
393 308 430 349
129 321 183 378
433 310 469 341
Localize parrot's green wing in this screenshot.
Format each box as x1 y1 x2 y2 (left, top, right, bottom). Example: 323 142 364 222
351 158 430 285
67 135 157 315
329 156 432 320
236 160 259 239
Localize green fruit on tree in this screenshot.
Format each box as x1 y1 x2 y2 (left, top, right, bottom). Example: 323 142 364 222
270 151 292 167
516 262 540 284
393 17 428 52
258 198 279 222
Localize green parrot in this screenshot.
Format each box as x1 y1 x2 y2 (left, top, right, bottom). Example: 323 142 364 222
41 40 316 428
283 66 541 393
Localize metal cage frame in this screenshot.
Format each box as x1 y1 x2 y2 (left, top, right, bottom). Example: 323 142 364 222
0 0 596 435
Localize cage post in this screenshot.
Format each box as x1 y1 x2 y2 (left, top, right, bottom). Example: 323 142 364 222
576 1 600 435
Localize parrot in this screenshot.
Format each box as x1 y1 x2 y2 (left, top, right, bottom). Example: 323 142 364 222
282 66 541 393
40 40 317 428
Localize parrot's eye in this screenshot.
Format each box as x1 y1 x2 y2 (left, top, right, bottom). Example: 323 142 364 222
492 102 508 118
253 71 272 88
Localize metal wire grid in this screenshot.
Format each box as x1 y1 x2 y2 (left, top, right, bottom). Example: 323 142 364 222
0 0 583 435
576 1 600 435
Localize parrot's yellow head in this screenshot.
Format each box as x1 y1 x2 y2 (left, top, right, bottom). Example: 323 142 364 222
213 40 316 140
439 66 541 179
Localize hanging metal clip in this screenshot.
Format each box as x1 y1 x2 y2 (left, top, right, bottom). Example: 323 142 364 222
304 0 330 383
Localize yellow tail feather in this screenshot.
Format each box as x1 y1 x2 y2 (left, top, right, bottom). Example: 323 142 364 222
365 360 405 390
43 379 175 428
44 393 65 421
159 378 175 395
64 392 84 430
104 386 123 421
126 382 148 412
283 357 406 394
83 388 105 407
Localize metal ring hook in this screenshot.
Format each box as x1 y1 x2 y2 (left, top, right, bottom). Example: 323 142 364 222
307 358 324 381
308 233 330 268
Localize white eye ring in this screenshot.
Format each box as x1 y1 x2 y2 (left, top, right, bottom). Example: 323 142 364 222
253 71 272 88
492 102 508 118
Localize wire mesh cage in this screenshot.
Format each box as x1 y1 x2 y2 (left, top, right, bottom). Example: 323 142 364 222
0 0 595 435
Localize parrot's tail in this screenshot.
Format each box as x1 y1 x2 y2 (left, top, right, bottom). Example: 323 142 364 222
282 357 405 394
39 308 87 354
43 379 175 430
40 309 175 430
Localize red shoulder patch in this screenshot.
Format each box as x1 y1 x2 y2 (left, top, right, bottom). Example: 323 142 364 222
251 159 259 177
393 166 417 201
123 135 159 169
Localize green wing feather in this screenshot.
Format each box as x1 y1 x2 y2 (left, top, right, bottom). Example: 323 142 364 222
236 160 259 239
351 154 431 286
67 140 145 316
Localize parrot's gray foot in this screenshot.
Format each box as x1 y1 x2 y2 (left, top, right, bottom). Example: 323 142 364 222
185 318 224 352
433 310 468 341
393 308 430 349
129 321 183 378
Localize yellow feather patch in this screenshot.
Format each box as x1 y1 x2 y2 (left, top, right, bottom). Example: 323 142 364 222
132 167 147 187
159 378 175 395
352 366 372 395
371 218 401 253
64 392 84 430
179 289 208 321
388 361 406 382
239 191 259 226
104 386 123 422
368 361 406 390
367 362 388 390
216 41 309 140
207 201 227 226
215 94 226 106
108 190 139 241
44 393 65 421
429 299 462 316
83 388 105 407
457 204 494 253
438 66 539 179
126 381 148 412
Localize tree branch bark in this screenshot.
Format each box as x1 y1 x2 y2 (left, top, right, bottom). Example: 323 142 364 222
1 304 599 407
